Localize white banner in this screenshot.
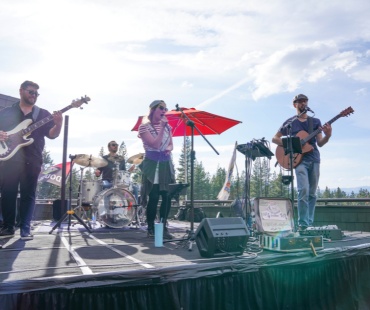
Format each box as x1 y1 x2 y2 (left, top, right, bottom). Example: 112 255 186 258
38 162 71 187
217 142 237 200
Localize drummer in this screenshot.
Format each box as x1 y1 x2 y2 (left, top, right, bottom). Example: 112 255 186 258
94 141 127 189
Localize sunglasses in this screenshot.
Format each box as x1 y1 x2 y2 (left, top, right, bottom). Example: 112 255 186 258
158 105 168 112
109 143 118 147
24 89 40 97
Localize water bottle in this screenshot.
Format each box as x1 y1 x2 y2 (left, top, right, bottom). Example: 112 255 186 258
155 222 163 247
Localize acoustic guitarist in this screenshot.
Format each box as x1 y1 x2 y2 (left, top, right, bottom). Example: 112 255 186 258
272 94 332 231
0 81 63 240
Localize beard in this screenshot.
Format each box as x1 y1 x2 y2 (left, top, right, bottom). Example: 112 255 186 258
23 97 36 106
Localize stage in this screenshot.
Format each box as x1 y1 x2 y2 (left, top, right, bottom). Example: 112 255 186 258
1 219 370 309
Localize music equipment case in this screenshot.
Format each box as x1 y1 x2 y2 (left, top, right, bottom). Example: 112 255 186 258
253 198 323 252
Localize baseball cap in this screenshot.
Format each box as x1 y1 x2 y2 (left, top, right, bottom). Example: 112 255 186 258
293 94 308 103
149 100 166 109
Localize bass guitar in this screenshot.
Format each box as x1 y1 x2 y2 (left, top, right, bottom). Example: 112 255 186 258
275 106 354 170
0 96 90 161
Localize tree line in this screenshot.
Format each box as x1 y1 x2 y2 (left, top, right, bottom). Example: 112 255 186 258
37 139 369 205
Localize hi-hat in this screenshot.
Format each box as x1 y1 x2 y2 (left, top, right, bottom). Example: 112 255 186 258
107 155 125 162
73 154 108 168
127 153 144 165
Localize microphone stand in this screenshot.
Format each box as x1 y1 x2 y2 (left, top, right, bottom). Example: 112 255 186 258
172 104 219 250
280 110 305 232
49 116 92 234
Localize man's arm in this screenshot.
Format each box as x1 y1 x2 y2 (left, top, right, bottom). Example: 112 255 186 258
49 111 63 139
317 123 332 147
272 131 284 146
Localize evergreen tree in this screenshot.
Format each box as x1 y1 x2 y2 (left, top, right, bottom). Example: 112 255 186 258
250 158 270 197
322 186 332 198
118 141 127 159
211 166 227 199
334 187 347 198
193 161 211 199
269 171 286 198
176 137 191 184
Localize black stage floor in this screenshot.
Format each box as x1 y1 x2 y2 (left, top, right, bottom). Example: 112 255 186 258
1 219 370 309
0 220 206 282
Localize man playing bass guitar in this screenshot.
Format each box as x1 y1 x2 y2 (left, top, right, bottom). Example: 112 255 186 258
0 81 63 240
272 94 332 231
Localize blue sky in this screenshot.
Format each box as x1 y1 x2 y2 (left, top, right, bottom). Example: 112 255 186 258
1 0 369 190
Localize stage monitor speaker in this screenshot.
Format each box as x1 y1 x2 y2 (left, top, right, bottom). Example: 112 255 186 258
195 217 249 258
52 199 69 222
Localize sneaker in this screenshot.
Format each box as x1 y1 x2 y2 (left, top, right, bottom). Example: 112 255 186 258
298 226 308 233
147 228 154 238
163 228 174 240
0 228 15 239
20 234 34 241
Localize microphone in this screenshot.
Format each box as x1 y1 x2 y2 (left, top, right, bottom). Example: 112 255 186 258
305 106 315 113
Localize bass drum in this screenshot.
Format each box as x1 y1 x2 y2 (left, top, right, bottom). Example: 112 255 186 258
93 188 136 228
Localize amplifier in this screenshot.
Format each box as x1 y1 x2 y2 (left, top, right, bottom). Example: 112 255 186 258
300 225 343 240
195 217 250 258
259 234 323 252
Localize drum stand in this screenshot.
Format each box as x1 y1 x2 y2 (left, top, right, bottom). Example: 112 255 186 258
50 155 92 234
72 166 95 229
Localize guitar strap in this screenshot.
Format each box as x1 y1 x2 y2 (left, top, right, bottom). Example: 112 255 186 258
32 106 40 122
12 101 40 122
308 116 314 144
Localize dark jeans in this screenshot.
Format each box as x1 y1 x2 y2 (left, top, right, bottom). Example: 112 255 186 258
146 184 171 229
0 161 40 231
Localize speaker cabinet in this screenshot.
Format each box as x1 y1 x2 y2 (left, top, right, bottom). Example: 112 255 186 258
52 200 69 222
195 217 249 258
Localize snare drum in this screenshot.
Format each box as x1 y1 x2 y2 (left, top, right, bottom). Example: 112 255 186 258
116 171 131 188
81 180 101 203
93 188 136 228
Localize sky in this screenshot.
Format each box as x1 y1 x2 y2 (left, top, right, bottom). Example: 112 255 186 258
1 0 369 191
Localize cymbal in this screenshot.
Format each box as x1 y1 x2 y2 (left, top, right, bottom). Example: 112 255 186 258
73 154 108 168
107 155 125 162
127 153 144 165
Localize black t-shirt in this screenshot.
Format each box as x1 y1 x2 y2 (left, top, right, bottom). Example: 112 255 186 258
97 154 126 181
278 116 322 163
0 102 55 166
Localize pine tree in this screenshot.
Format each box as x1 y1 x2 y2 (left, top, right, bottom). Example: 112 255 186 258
193 161 211 199
176 137 191 184
211 166 227 198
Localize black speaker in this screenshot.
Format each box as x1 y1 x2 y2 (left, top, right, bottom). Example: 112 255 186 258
52 200 69 222
195 217 250 258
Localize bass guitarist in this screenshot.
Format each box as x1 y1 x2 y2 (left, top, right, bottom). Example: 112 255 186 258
272 94 332 231
0 80 63 240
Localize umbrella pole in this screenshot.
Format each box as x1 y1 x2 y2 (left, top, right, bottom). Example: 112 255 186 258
170 105 219 250
189 125 195 234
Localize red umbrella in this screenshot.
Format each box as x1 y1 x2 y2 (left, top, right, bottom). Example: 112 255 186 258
131 107 242 137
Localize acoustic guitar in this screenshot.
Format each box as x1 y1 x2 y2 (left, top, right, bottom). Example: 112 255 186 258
275 106 354 170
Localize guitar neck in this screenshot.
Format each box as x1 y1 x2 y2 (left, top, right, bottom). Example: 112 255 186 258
22 105 72 135
301 113 342 145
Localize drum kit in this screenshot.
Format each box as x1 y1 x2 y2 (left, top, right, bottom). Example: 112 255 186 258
73 153 144 229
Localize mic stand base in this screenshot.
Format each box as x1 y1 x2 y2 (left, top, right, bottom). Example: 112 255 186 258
167 228 196 251
49 210 92 234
